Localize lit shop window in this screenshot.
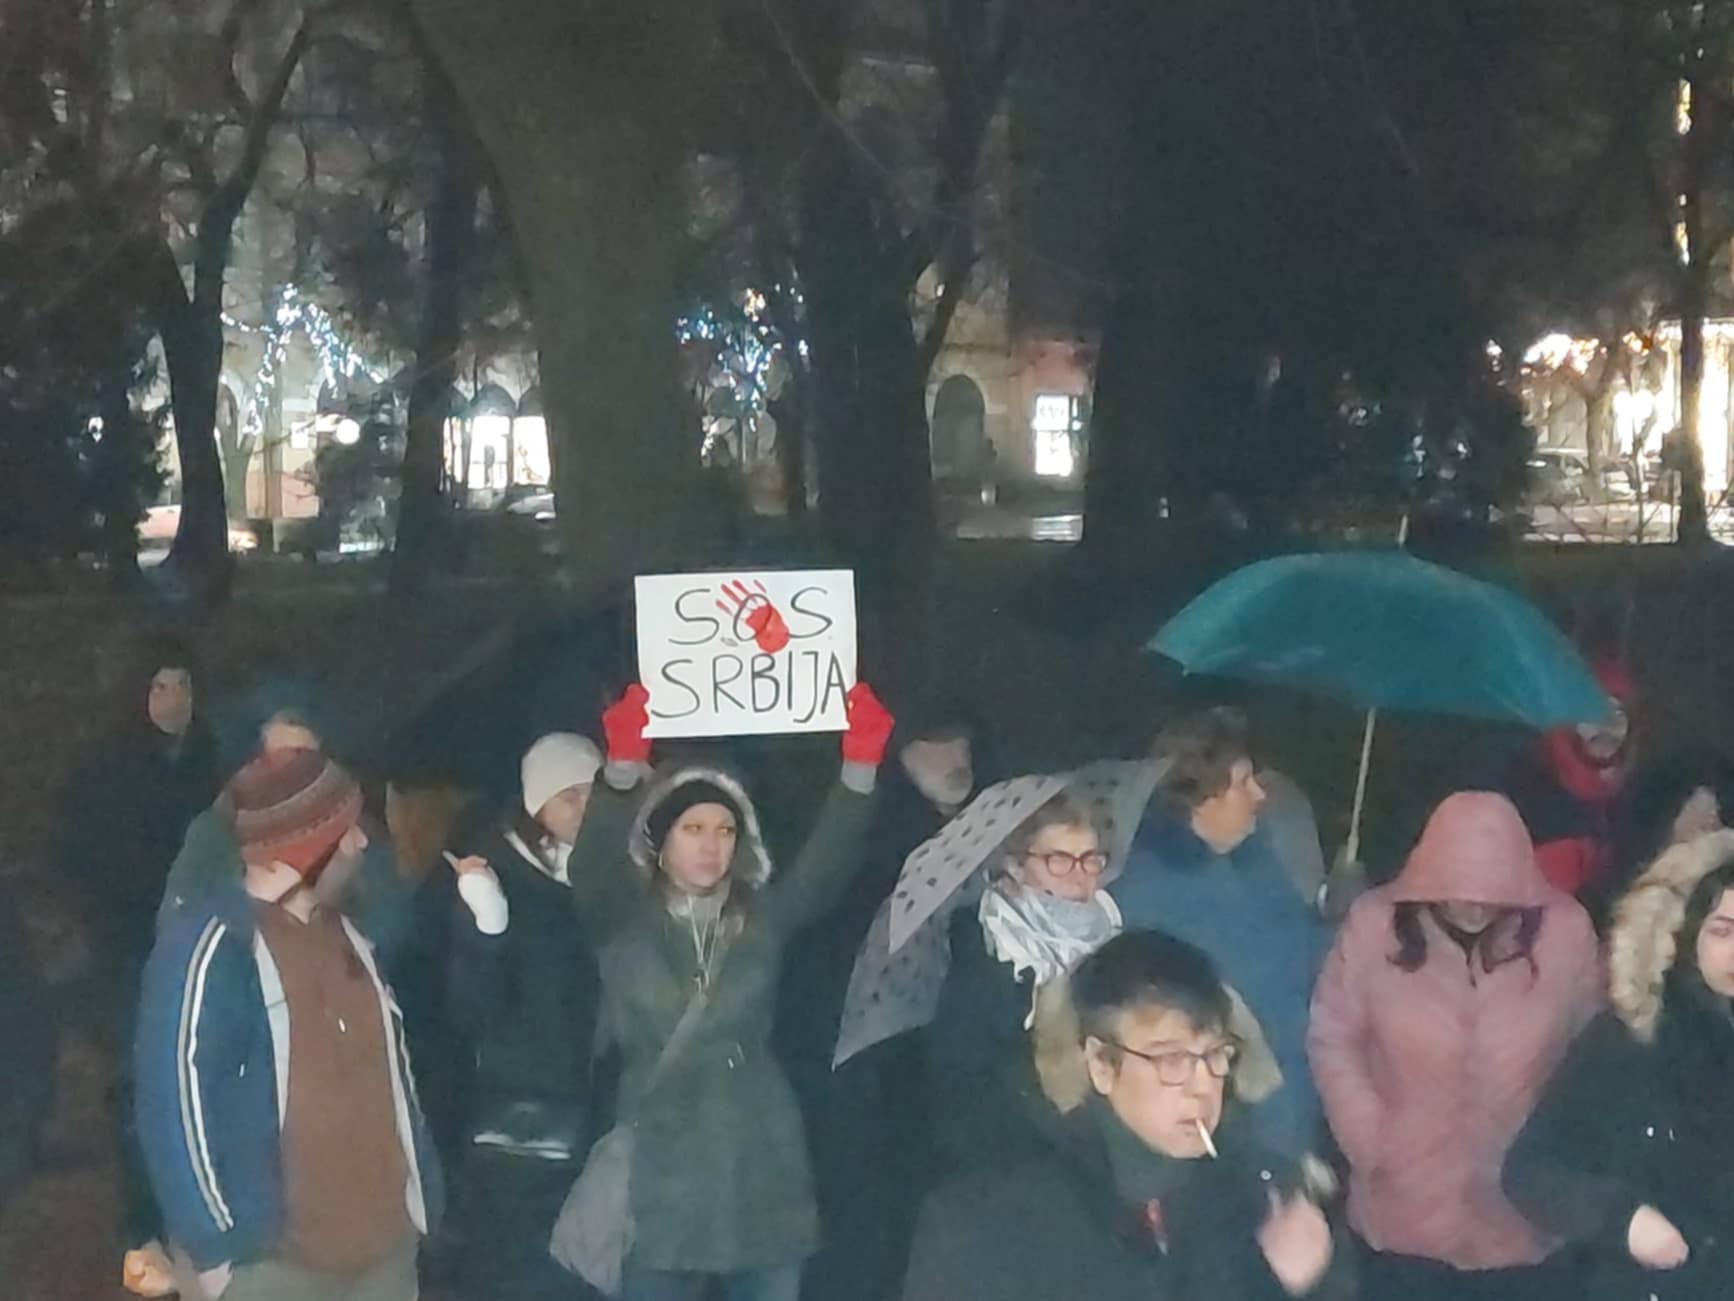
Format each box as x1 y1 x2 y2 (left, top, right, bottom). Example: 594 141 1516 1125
1033 393 1080 477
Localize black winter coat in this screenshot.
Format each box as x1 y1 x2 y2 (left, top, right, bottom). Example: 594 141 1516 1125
926 905 1058 1174
59 719 217 982
795 773 956 1301
1506 989 1734 1301
903 1111 1351 1301
446 827 602 1132
782 769 952 1061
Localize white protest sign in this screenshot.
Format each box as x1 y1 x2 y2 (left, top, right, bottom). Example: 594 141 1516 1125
634 569 857 738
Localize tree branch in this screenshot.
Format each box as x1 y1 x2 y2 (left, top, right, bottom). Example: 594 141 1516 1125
296 115 318 190
901 0 1023 293
207 18 311 236
916 250 970 377
146 232 192 322
218 0 274 118
84 0 114 162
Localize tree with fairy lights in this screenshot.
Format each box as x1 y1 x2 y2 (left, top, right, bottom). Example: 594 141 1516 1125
221 286 388 512
676 291 797 470
280 28 528 592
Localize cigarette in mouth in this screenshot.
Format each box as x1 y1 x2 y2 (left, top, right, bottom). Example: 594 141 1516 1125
1195 1119 1218 1159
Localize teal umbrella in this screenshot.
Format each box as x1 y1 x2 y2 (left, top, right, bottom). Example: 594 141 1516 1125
1149 550 1610 862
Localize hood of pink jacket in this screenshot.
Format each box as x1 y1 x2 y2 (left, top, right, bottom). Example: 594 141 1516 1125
1388 792 1552 909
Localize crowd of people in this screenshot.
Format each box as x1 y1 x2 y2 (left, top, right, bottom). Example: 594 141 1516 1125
32 630 1734 1301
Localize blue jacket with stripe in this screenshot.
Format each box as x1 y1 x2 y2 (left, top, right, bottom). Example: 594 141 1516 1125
133 886 444 1272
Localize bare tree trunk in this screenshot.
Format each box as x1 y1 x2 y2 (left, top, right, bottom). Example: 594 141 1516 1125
1678 288 1710 542
219 403 257 523
1677 251 1710 544
1676 59 1713 545
1084 283 1172 551
260 372 284 522
154 240 235 602
392 64 477 596
767 0 1016 700
798 124 937 700
85 0 144 594
158 18 311 601
767 385 809 520
1584 355 1610 492
411 0 709 602
1567 352 1616 502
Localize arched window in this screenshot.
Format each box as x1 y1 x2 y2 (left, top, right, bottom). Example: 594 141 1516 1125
931 373 987 478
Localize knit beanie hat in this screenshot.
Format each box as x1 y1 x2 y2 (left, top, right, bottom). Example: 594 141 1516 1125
223 747 363 876
645 779 744 851
522 733 603 818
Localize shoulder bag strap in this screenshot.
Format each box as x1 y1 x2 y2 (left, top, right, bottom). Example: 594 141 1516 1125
624 966 722 1124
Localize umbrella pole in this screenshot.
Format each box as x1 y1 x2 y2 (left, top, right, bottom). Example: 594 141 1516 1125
1346 513 1401 861
1343 707 1379 865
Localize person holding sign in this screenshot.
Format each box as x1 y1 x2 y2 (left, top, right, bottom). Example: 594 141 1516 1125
551 681 893 1301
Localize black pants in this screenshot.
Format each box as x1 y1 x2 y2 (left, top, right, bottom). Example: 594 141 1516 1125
803 1041 932 1301
119 1088 164 1249
457 1149 596 1301
113 972 165 1252
1360 1246 1584 1301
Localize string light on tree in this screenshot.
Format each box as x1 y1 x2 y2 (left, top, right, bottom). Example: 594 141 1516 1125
675 287 801 462
222 286 386 437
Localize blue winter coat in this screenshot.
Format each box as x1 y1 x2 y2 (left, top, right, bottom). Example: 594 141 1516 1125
1110 808 1327 1158
133 887 444 1272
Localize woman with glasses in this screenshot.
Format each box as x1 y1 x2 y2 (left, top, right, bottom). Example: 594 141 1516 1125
927 794 1124 1172
1307 792 1601 1301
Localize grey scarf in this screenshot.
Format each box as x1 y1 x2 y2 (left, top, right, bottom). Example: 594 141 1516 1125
978 879 1122 1023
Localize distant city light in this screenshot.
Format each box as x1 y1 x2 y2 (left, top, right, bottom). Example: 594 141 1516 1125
1522 333 1599 373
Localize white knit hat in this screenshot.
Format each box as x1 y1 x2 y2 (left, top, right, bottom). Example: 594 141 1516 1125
522 733 602 818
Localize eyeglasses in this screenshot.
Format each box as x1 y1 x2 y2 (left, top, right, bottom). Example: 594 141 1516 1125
1022 850 1110 877
1106 1039 1239 1086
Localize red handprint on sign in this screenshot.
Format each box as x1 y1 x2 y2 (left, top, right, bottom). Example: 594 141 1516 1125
718 578 792 653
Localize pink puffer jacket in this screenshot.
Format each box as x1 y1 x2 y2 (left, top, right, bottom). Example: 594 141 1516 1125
1308 792 1602 1270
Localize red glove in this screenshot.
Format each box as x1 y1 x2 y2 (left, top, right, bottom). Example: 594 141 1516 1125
602 684 653 765
841 683 895 767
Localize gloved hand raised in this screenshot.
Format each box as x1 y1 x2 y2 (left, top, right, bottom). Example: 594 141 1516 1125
602 684 653 766
841 683 895 768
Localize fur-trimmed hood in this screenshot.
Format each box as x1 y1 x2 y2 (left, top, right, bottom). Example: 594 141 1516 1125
1609 827 1734 1041
1033 976 1283 1116
627 765 774 890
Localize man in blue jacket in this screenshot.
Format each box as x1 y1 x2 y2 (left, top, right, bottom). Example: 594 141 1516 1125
1110 707 1327 1160
135 748 442 1301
